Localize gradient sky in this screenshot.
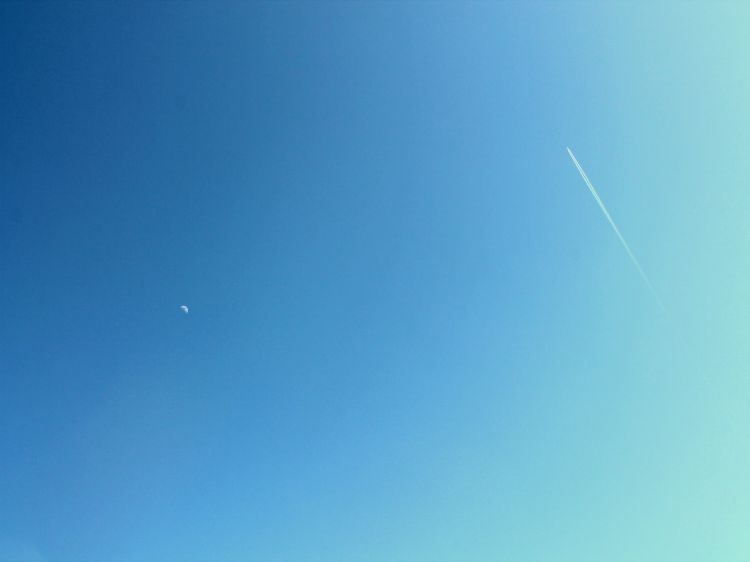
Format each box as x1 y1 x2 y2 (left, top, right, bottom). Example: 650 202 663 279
2 2 750 561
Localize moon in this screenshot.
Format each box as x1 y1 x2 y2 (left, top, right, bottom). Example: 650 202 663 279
180 305 189 314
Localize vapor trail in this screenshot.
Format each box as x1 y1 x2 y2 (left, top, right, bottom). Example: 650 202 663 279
566 147 665 311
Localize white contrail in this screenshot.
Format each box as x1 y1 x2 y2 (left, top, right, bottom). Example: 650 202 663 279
566 147 665 311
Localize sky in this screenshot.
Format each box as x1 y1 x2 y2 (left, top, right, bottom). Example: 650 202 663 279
2 2 750 561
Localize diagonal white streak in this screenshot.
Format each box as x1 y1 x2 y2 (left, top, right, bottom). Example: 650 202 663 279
566 147 665 311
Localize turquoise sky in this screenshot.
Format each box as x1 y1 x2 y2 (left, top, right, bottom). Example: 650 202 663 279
2 2 749 561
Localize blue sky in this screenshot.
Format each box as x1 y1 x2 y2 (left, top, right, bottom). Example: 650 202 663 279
3 2 750 561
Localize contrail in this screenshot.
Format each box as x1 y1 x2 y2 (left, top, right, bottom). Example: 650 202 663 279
566 147 665 311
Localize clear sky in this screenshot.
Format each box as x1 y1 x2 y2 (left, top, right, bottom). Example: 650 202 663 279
2 2 750 561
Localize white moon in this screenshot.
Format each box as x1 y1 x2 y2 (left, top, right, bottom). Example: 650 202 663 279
180 305 189 314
